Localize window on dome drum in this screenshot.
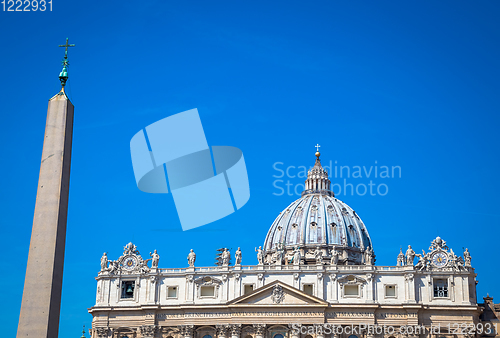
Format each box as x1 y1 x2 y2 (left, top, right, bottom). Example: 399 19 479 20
434 279 448 298
244 284 254 295
200 286 215 297
348 335 358 338
167 286 178 298
344 284 359 297
303 284 314 296
121 281 135 299
385 285 396 298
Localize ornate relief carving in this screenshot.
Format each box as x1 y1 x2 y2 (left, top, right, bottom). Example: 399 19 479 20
253 324 266 336
271 284 285 304
338 275 366 285
140 325 157 338
229 324 242 336
414 237 466 272
100 242 152 275
216 324 230 337
405 273 414 281
178 325 194 337
96 327 109 338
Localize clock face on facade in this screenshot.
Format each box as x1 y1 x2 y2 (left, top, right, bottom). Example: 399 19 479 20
431 251 448 268
123 256 137 270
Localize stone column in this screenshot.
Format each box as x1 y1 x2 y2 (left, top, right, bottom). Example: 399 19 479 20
314 325 324 338
95 327 110 338
317 273 324 298
140 325 157 338
222 274 229 302
288 324 300 338
234 274 241 298
216 325 229 338
293 273 299 289
186 275 194 302
229 324 241 338
253 324 266 338
258 273 264 288
330 274 338 302
462 275 470 304
365 273 374 303
148 276 158 303
178 325 194 338
405 273 416 303
17 90 74 338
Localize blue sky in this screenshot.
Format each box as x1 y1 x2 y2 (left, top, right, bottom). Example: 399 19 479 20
1 0 500 336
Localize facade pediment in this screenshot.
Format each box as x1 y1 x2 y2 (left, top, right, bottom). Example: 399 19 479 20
227 280 328 306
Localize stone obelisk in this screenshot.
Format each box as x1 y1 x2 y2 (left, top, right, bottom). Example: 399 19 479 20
17 39 75 338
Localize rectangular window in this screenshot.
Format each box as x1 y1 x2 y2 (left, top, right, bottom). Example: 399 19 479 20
344 285 359 297
200 286 215 297
167 286 177 298
244 284 254 295
385 285 396 298
121 281 135 299
434 279 448 298
303 284 314 296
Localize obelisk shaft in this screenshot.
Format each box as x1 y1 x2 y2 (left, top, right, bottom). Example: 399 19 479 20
17 91 74 338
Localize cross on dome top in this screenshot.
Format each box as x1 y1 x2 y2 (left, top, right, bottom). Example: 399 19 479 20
315 143 321 159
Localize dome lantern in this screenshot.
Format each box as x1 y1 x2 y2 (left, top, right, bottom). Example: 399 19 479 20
303 145 333 197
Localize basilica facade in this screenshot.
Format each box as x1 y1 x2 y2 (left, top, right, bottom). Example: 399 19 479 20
89 152 497 338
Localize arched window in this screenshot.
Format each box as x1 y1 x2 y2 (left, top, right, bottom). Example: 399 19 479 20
273 334 284 338
348 335 358 338
203 335 213 338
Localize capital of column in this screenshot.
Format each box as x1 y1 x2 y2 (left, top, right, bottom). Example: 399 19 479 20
229 324 242 337
140 325 157 338
216 324 229 338
253 324 266 336
178 325 194 338
95 327 110 338
288 324 300 338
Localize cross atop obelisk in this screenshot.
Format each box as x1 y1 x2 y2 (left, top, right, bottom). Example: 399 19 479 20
58 38 75 88
58 37 75 57
17 39 75 338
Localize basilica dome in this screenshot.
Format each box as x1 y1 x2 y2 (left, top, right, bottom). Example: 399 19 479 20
263 151 374 265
